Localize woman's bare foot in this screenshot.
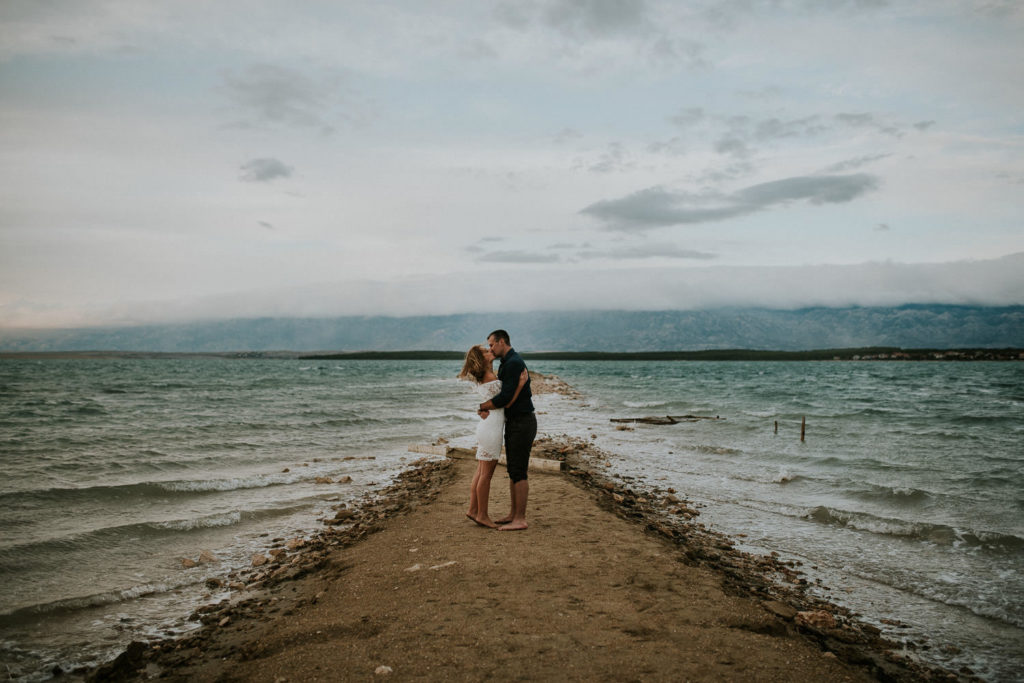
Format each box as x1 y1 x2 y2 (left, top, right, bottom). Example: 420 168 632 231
472 515 498 529
466 512 476 521
498 520 528 531
493 515 514 525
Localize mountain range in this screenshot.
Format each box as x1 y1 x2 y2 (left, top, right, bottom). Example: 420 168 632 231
1 305 1021 353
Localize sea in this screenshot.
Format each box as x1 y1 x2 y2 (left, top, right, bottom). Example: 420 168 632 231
0 358 1021 681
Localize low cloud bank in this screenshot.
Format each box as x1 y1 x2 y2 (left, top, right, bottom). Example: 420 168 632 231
1 254 1021 330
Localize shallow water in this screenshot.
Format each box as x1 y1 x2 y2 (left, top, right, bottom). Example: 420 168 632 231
1 358 1022 680
520 360 1024 681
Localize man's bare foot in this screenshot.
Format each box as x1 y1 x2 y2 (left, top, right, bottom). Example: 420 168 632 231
498 520 528 531
494 516 514 525
466 512 477 521
472 515 498 529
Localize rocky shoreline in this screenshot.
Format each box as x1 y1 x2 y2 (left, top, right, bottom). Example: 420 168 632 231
83 457 459 681
554 437 967 681
80 371 966 682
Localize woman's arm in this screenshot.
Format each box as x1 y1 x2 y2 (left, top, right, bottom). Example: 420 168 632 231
506 369 529 408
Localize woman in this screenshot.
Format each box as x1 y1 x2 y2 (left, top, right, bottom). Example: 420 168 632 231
458 345 528 528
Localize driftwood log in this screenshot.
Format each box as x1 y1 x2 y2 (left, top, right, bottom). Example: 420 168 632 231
610 415 724 425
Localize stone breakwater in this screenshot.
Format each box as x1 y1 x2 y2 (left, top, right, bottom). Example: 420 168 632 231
81 369 964 682
86 438 960 682
527 370 584 399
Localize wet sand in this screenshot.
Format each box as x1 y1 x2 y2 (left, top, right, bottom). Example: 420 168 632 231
88 433 952 682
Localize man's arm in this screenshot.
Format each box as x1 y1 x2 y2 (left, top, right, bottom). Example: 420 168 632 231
479 357 526 411
477 369 528 419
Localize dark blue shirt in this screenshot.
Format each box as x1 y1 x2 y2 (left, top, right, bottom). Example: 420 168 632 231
491 348 534 415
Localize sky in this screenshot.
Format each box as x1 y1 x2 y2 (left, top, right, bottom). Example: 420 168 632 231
1 0 1022 328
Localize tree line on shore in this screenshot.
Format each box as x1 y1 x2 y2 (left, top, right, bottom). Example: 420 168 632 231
3 347 1021 361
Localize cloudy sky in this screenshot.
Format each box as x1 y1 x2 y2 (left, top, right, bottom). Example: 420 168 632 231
1 0 1022 328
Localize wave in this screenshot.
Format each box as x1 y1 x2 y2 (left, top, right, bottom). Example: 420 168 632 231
0 575 207 627
850 483 934 506
773 471 803 484
802 506 1024 554
622 400 667 409
691 445 743 456
0 504 313 572
0 472 304 507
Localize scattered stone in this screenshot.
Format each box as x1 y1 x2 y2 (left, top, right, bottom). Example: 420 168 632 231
315 477 333 484
205 577 224 589
218 616 231 627
198 550 218 564
405 564 422 572
337 475 353 483
763 600 798 620
180 557 198 569
429 561 457 570
286 538 304 550
282 468 290 473
251 554 269 567
268 548 286 558
375 665 393 676
796 610 837 630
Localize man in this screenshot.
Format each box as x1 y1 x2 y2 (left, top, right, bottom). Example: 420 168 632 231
477 329 536 531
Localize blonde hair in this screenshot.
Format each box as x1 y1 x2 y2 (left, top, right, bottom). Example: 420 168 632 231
458 345 489 383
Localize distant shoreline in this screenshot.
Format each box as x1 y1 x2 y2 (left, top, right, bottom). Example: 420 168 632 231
1 347 1021 361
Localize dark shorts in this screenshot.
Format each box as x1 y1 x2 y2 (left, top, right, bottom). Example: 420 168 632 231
504 411 537 483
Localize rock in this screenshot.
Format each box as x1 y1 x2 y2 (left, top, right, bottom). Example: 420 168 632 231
315 477 333 484
205 577 224 589
375 665 393 676
282 468 289 473
268 548 286 558
286 538 304 550
251 554 269 567
181 557 198 569
87 640 148 681
796 610 837 630
763 600 798 620
218 616 231 627
429 561 457 570
334 509 355 521
337 475 353 483
198 549 218 564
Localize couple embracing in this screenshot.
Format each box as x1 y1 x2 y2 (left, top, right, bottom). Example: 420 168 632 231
458 329 537 531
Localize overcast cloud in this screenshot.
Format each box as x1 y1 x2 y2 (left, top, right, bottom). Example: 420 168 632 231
0 1 1021 328
581 174 880 229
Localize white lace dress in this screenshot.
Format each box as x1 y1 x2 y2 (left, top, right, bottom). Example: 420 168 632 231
474 380 504 461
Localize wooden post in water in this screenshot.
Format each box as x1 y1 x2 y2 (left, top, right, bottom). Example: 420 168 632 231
800 416 806 442
774 420 778 434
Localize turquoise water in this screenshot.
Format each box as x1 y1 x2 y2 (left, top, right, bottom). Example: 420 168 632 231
1 359 1022 680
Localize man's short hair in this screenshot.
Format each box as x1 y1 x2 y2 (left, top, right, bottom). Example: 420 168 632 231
488 329 510 344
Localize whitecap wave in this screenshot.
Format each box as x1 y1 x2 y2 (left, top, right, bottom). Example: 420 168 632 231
149 511 242 531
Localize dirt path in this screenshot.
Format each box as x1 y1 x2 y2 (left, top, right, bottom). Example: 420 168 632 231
101 452 895 682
